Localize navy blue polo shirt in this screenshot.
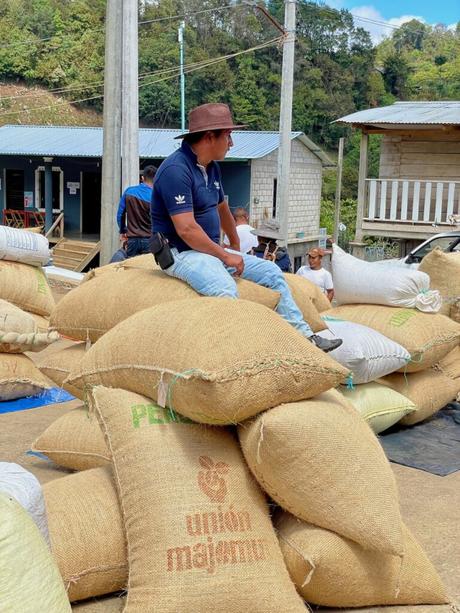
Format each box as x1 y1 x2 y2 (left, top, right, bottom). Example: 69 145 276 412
151 141 225 252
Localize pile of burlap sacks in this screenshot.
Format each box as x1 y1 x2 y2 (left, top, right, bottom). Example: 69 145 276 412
0 246 59 403
25 249 460 611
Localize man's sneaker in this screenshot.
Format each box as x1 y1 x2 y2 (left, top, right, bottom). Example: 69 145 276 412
309 334 343 353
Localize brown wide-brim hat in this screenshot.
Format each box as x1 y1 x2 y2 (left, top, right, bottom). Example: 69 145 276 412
174 103 248 139
307 247 325 258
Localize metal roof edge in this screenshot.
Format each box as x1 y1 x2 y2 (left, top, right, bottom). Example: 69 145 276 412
296 133 335 167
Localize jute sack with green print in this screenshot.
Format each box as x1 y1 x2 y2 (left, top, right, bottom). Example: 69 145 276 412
68 298 349 425
276 512 447 607
283 274 328 332
328 304 460 372
0 260 55 316
44 467 127 602
37 342 86 400
238 389 403 556
88 386 306 613
32 407 109 470
378 349 460 425
51 268 280 343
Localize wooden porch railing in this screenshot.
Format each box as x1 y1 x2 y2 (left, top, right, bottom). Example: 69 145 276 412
364 179 460 225
45 212 64 240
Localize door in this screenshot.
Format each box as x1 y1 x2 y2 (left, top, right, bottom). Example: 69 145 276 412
81 172 102 234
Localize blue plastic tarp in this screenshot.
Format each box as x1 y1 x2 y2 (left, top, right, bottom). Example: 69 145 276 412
0 388 75 414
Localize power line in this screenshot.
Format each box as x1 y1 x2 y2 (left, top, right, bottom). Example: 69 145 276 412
0 36 283 119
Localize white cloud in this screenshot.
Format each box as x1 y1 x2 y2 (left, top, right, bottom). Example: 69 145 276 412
349 5 426 43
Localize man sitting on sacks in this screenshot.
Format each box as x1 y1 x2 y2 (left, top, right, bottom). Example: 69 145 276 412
150 102 342 353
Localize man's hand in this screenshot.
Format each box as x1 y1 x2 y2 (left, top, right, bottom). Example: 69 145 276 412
119 233 127 243
223 252 244 276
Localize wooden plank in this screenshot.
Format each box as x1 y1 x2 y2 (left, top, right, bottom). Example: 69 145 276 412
400 153 460 165
446 182 456 221
379 180 387 219
401 141 460 153
434 183 444 223
52 253 83 265
368 179 377 219
412 181 420 221
423 182 432 221
401 181 409 220
398 164 460 179
389 181 398 220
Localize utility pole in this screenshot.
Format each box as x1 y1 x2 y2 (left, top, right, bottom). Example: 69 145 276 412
122 0 140 191
277 0 296 249
178 20 186 132
333 137 344 244
100 0 123 265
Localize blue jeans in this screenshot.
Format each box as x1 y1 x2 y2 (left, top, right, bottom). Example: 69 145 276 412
127 237 150 258
164 248 313 338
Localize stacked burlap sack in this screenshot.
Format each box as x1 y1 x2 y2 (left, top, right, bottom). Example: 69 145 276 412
0 256 59 401
30 269 451 609
326 245 460 430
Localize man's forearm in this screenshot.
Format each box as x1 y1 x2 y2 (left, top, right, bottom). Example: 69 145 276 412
218 202 239 249
178 222 229 261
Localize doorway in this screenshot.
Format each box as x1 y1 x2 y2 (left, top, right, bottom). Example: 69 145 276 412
81 172 101 234
5 169 24 209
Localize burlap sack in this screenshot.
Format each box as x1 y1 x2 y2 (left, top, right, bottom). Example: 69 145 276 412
419 248 460 316
37 342 86 400
51 268 280 342
0 354 51 400
378 352 460 425
283 274 327 332
32 407 110 470
339 382 416 433
0 260 55 316
29 312 50 332
238 389 403 555
0 493 71 612
284 272 331 313
328 304 460 372
451 298 460 324
88 386 306 613
0 299 59 353
83 253 156 282
68 299 349 424
44 467 127 602
276 512 447 607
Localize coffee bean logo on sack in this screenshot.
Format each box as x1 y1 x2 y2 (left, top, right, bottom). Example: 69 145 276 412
197 456 229 503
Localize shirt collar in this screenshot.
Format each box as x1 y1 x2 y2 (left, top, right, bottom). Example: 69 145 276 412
180 140 198 163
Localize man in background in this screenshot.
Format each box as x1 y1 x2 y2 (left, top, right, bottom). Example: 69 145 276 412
296 247 334 302
251 220 292 272
223 207 258 254
117 165 157 258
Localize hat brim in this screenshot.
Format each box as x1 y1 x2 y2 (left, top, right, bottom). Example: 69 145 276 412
251 228 283 240
174 123 248 139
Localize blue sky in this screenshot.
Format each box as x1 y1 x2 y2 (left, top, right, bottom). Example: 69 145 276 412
325 0 459 42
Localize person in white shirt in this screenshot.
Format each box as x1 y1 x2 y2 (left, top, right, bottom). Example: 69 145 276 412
296 247 334 302
223 207 258 254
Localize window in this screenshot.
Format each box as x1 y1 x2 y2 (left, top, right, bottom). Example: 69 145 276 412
272 178 277 218
35 167 64 212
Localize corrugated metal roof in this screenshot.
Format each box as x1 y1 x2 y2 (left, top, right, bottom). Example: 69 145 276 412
0 125 333 165
336 101 460 127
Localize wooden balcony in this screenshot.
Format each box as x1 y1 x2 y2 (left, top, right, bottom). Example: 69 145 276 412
362 179 460 239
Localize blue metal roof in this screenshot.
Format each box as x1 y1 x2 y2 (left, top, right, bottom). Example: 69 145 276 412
336 101 460 127
0 124 332 165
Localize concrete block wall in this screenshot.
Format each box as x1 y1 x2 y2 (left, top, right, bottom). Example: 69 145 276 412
249 139 323 245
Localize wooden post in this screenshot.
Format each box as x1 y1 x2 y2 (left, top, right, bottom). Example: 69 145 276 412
351 131 369 258
333 137 344 244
